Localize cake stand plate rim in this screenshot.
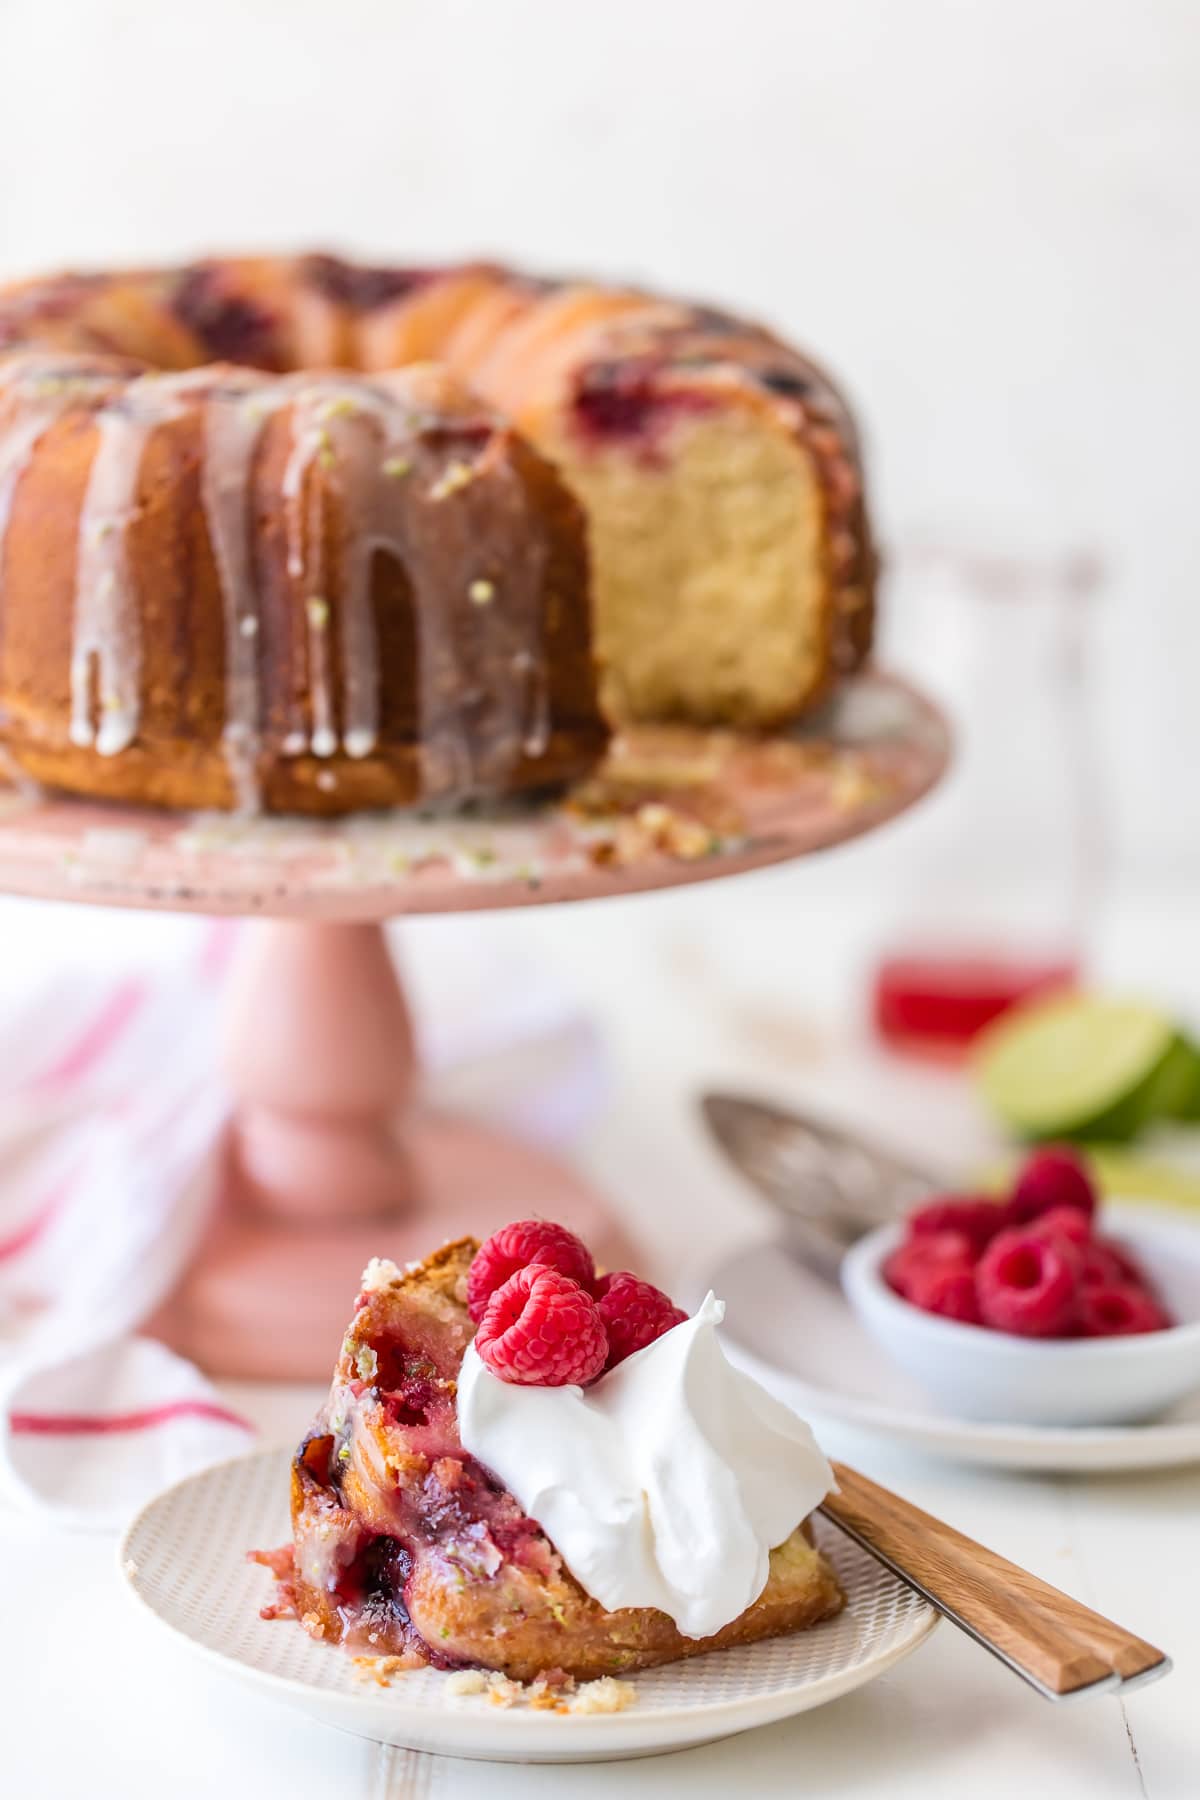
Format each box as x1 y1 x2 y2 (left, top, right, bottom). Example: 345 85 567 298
0 669 949 921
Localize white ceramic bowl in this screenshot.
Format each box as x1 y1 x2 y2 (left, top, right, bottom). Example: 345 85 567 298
841 1205 1200 1427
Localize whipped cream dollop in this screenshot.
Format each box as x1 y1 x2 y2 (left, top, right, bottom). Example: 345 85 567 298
456 1292 834 1638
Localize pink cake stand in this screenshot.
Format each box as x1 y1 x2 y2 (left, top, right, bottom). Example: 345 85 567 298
0 670 948 1378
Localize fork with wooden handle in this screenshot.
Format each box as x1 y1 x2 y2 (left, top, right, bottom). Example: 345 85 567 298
822 1463 1171 1701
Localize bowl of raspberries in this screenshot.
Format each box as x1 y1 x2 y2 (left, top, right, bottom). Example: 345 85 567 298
841 1147 1200 1426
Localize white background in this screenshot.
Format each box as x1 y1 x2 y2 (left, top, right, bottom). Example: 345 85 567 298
1 10 1198 1788
1 0 1197 886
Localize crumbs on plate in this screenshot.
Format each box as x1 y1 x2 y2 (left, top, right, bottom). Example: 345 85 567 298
352 1655 411 1687
445 1668 637 1715
567 1675 639 1714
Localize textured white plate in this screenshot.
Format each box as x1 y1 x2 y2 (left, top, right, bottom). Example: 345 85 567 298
119 1447 937 1764
706 1239 1200 1473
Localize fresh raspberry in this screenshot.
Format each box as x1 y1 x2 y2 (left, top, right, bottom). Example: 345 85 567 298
595 1272 687 1370
884 1229 975 1299
474 1265 608 1386
1083 1234 1147 1289
1077 1284 1172 1337
907 1196 1006 1256
1029 1205 1092 1250
1007 1147 1097 1227
976 1226 1082 1337
905 1264 982 1324
467 1219 596 1323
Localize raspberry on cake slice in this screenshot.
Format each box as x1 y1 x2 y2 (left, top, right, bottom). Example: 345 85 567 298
256 1229 844 1684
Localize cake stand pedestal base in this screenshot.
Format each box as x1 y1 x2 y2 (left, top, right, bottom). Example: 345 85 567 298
146 921 631 1381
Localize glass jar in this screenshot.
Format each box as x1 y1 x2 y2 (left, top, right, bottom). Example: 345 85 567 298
869 528 1106 1057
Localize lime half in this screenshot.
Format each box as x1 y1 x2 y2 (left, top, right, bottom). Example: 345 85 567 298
974 994 1200 1142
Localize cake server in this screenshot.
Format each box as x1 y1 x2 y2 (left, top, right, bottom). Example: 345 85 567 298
701 1090 941 1278
821 1462 1171 1700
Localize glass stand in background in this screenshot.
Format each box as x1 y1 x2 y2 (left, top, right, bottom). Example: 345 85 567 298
869 532 1106 1059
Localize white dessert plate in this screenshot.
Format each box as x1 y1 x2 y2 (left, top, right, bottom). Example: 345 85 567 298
702 1235 1200 1473
119 1446 937 1765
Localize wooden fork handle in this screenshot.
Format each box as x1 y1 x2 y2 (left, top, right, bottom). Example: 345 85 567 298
823 1462 1169 1700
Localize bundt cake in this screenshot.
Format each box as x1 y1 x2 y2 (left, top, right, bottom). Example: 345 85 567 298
256 1238 844 1681
0 256 875 815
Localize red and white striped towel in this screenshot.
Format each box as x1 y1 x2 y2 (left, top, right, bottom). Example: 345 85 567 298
0 919 604 1530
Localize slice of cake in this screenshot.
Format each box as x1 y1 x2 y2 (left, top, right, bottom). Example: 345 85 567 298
256 1223 843 1683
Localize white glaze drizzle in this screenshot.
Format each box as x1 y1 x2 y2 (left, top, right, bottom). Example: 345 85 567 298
2 349 559 809
70 372 209 754
367 375 473 798
374 385 551 801
200 373 285 811
517 644 552 758
279 373 478 791
281 385 338 756
0 360 120 785
0 409 66 547
480 456 551 770
332 416 385 763
0 359 119 593
278 379 397 764
475 464 549 783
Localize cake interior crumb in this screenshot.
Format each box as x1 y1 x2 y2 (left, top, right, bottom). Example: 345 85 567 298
446 1669 488 1696
569 1675 638 1715
486 1673 524 1708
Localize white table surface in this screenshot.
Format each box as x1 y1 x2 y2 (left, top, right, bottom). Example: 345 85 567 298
1 861 1197 1798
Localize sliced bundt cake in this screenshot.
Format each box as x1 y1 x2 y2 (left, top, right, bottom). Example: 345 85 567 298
0 255 874 814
